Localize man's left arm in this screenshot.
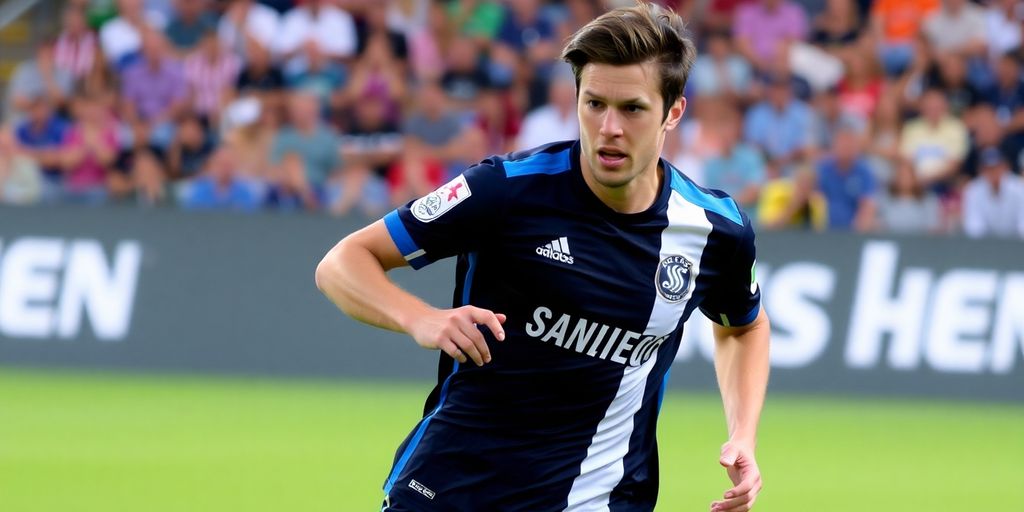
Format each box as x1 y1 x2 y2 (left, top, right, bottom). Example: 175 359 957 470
699 213 770 512
710 309 770 512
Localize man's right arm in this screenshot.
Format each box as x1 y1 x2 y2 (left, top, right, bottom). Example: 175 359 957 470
315 220 505 366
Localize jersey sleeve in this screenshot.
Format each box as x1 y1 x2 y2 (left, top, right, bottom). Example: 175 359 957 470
699 217 762 327
383 159 507 270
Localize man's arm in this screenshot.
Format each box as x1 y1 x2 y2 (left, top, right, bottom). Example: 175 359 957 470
314 220 505 366
710 308 770 512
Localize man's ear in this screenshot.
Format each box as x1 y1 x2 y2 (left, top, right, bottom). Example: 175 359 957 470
663 97 686 132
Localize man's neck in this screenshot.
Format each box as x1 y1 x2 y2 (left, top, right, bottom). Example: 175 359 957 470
581 158 663 214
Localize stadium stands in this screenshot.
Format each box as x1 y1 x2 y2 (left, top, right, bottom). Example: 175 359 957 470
1 0 1022 238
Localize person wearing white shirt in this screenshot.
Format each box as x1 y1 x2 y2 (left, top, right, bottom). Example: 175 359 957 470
218 0 280 62
276 0 357 73
962 147 1024 239
100 0 168 67
985 0 1023 60
516 67 578 151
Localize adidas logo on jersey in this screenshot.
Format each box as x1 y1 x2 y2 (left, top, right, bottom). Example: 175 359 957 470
536 237 574 265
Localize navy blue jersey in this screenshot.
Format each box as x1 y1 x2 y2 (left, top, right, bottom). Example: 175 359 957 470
380 140 760 511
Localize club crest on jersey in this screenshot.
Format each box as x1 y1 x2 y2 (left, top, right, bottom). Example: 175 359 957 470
656 255 693 302
411 175 472 223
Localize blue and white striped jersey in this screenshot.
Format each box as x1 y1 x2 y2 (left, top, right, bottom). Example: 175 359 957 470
381 140 761 511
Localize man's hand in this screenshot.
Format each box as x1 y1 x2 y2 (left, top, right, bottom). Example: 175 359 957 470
407 306 506 366
711 440 762 512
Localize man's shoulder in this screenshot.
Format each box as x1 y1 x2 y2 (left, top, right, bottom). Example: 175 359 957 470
665 165 747 230
499 140 576 179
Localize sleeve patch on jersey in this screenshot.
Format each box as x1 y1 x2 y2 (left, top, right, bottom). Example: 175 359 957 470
411 175 472 223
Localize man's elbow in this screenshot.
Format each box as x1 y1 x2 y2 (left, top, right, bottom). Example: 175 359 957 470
314 242 344 295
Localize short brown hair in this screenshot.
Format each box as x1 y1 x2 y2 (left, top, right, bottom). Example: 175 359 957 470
560 1 697 121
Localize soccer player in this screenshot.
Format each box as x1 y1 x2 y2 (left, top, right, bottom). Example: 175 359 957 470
315 3 770 511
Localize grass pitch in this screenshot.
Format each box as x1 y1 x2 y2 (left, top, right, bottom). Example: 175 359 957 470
0 368 1021 511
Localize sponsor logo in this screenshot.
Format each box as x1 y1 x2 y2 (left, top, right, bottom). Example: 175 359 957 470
525 306 669 366
536 237 574 265
656 255 692 302
676 241 1024 376
0 237 141 341
411 175 472 223
408 479 435 500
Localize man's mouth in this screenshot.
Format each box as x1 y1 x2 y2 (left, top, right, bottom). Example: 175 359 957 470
597 148 627 166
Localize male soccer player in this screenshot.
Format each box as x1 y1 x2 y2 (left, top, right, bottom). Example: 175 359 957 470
315 3 770 510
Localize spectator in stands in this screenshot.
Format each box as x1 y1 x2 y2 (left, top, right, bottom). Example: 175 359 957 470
878 160 943 234
866 91 902 182
56 5 100 84
810 0 863 50
556 0 601 44
816 119 878 231
270 90 344 209
60 89 120 204
906 53 982 118
3 39 75 126
979 52 1024 133
733 0 809 71
386 0 431 38
276 0 358 74
689 29 754 104
99 0 167 69
899 87 969 192
356 0 409 65
331 96 399 216
0 128 43 205
391 79 484 205
813 86 868 151
475 81 521 155
164 0 217 54
407 0 447 82
922 0 990 88
167 114 213 179
744 74 817 172
516 64 578 151
446 0 505 43
961 104 1019 180
441 35 490 113
14 98 68 202
985 0 1024 61
180 146 264 210
120 29 187 151
492 0 558 109
217 0 280 62
184 30 242 125
836 51 882 121
337 32 406 125
285 38 347 112
702 108 766 215
234 36 285 98
221 96 275 181
869 0 939 77
962 146 1024 238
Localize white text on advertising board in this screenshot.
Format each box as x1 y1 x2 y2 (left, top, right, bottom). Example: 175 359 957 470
0 237 141 341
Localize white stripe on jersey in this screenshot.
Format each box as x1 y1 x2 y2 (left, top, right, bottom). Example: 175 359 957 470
560 237 571 254
562 186 713 511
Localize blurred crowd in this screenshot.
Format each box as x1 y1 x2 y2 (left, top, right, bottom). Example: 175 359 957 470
1 0 1023 238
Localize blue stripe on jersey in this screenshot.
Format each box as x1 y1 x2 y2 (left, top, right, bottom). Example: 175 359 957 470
383 252 479 495
732 302 761 327
503 148 572 178
384 210 429 269
656 369 671 414
668 170 743 226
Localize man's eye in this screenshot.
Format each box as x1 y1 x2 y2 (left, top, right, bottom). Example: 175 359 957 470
587 100 602 109
625 105 642 113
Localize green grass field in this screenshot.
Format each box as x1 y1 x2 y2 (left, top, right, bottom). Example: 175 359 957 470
1 368 1021 511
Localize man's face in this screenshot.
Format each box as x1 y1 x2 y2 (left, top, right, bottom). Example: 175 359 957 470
577 61 683 190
